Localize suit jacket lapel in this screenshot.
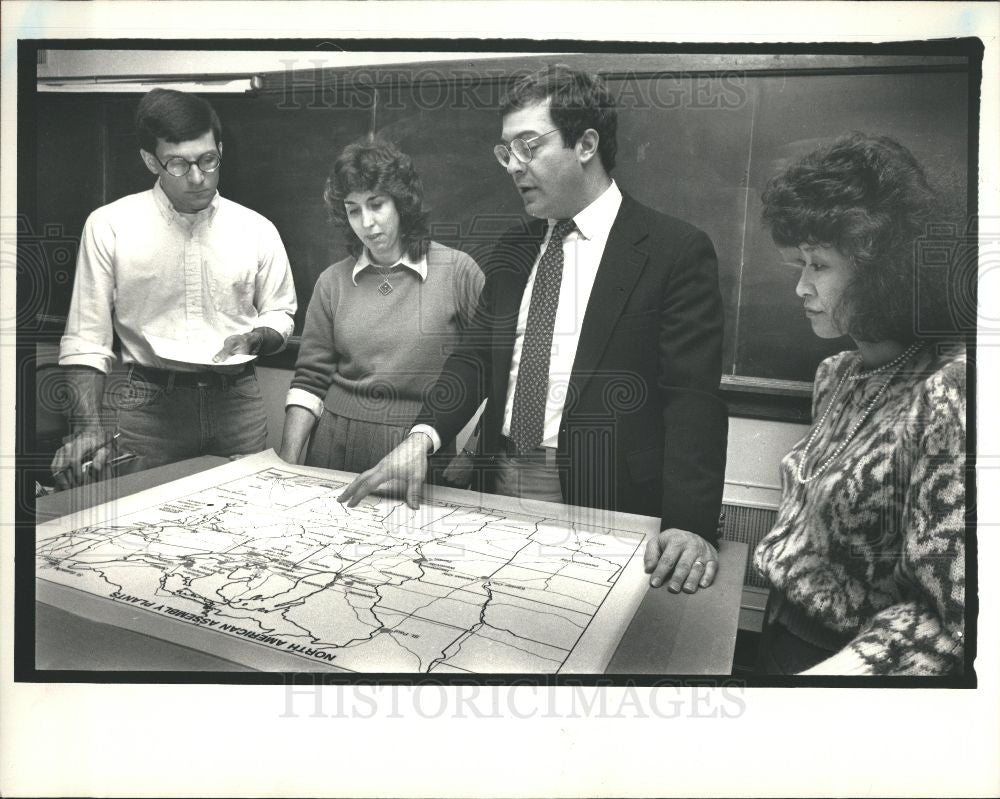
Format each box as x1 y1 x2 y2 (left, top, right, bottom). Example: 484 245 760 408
566 195 649 409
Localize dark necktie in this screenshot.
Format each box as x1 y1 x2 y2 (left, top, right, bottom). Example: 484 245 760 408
509 219 575 454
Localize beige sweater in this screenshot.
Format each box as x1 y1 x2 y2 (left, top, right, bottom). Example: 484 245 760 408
289 241 483 428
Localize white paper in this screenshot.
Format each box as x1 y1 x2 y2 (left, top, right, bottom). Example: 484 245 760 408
145 332 256 366
36 450 653 673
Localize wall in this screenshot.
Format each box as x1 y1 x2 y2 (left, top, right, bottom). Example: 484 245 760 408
29 55 971 393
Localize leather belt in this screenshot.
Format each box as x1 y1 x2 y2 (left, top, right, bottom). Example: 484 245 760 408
129 363 254 389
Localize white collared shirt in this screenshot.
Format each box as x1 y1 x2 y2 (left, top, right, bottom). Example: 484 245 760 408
59 180 297 373
350 248 428 284
501 180 623 447
413 180 623 452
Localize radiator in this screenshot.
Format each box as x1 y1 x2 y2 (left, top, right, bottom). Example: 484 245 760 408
718 501 777 589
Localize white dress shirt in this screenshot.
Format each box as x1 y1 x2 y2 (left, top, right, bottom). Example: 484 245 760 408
414 180 623 452
59 181 297 374
349 247 428 284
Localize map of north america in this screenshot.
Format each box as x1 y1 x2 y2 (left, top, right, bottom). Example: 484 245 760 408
37 461 647 673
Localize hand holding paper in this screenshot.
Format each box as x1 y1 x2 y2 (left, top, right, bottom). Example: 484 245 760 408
145 332 257 366
212 330 265 363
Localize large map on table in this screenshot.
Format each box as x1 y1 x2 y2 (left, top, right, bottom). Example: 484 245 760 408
36 452 652 673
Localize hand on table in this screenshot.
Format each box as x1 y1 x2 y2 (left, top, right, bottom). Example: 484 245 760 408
338 433 431 510
643 528 718 594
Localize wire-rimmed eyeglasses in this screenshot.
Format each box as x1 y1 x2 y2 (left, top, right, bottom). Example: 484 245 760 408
152 151 222 178
493 129 561 167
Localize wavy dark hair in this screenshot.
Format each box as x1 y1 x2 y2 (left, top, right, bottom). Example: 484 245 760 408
500 64 618 173
135 88 222 153
761 133 942 343
323 138 430 261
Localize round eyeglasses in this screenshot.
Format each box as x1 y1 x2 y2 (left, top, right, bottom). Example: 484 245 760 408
493 128 561 167
153 151 222 178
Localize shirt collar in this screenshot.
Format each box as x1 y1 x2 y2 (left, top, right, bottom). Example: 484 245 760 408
351 247 428 285
152 179 221 226
556 180 623 241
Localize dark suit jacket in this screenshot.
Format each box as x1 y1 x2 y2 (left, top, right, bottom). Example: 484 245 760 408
421 192 728 545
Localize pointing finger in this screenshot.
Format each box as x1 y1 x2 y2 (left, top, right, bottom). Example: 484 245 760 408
404 477 422 510
339 465 390 507
338 474 371 507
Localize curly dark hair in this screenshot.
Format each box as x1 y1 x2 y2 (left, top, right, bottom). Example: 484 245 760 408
761 133 942 343
500 64 618 173
323 138 430 261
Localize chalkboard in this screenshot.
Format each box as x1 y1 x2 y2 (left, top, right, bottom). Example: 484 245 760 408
26 53 974 419
739 72 969 381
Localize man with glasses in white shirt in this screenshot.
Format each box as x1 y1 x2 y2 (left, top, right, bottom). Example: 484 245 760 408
51 88 296 488
340 65 727 596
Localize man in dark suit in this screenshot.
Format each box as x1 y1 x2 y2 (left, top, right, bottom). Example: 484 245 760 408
340 64 728 595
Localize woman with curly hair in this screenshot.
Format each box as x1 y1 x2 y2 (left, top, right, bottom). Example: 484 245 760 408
754 133 966 676
279 138 483 477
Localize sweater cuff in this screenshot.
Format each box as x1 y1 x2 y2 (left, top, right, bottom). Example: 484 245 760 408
285 387 324 417
59 335 114 374
58 352 113 374
797 646 872 676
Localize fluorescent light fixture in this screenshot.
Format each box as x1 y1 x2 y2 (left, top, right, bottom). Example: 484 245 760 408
38 77 255 93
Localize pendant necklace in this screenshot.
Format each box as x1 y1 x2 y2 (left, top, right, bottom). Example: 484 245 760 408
374 262 395 296
796 341 923 484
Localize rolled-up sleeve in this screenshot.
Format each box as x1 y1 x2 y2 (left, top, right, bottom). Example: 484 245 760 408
254 221 297 342
285 387 325 417
59 211 117 374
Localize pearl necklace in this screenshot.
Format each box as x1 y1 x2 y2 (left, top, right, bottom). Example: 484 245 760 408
848 341 923 382
796 342 923 484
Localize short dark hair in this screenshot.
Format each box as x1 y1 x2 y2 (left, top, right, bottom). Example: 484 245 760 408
761 133 943 343
135 88 222 154
323 138 430 261
500 64 618 173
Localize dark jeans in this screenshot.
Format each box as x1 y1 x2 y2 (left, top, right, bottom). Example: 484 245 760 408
113 366 267 473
